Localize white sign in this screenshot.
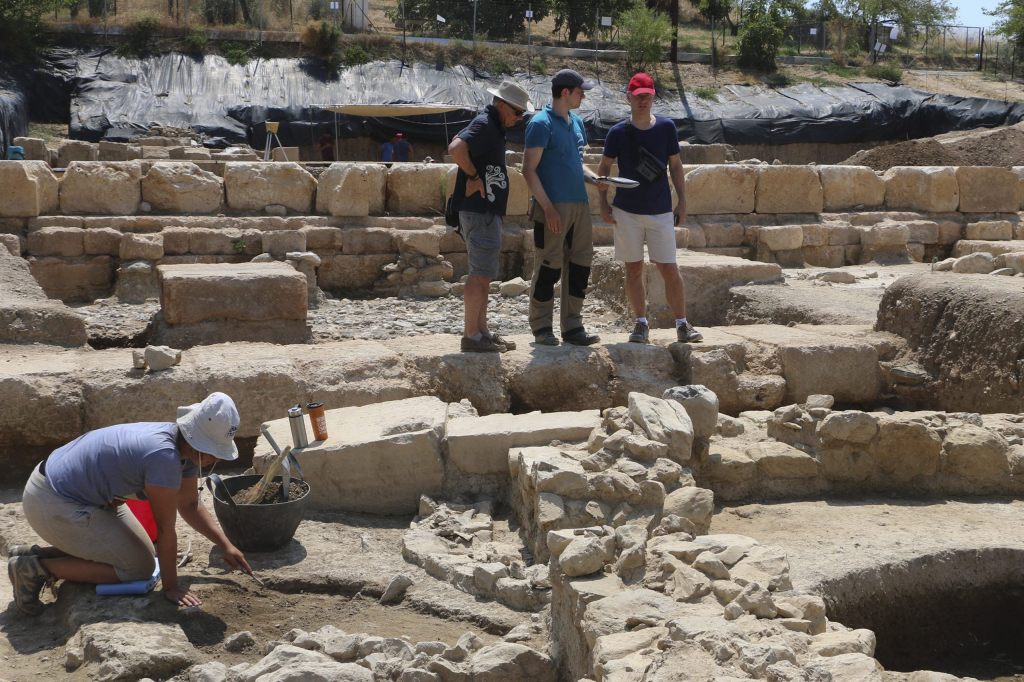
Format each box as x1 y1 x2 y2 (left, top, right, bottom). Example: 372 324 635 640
889 26 900 40
601 16 612 27
809 27 817 36
436 14 446 22
878 43 887 52
329 1 339 9
874 41 883 52
525 9 533 18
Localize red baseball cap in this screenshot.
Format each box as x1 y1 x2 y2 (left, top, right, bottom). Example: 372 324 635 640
627 72 656 96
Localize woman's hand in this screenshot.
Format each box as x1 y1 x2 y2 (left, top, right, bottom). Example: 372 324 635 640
164 585 202 607
221 544 252 575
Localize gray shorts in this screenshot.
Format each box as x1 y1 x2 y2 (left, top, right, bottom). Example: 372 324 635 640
21 464 156 581
459 211 502 279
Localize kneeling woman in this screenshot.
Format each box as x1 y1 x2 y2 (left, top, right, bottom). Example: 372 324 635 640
8 392 252 614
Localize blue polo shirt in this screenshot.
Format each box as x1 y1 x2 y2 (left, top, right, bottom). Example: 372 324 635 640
524 105 589 204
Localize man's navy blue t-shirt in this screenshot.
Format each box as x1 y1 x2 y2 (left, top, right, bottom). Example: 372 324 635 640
454 105 509 216
602 116 679 215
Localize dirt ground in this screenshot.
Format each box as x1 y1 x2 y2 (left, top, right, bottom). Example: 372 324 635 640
0 489 529 682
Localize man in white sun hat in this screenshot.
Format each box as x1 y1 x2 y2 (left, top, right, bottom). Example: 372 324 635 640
448 80 533 353
7 392 253 615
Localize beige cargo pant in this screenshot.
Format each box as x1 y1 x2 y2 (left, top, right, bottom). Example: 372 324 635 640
528 202 594 339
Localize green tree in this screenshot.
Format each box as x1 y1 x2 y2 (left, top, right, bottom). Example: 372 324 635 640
393 0 550 42
827 0 956 48
988 0 1024 48
736 0 786 71
0 0 75 62
619 3 672 72
550 0 635 43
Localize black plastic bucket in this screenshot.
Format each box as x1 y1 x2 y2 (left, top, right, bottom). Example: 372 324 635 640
212 475 311 552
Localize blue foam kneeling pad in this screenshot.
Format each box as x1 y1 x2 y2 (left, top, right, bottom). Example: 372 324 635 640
95 565 160 596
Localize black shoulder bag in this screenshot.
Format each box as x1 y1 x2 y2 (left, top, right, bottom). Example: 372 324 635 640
626 125 667 184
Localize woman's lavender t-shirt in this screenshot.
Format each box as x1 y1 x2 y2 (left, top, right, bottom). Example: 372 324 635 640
46 422 198 507
602 116 680 215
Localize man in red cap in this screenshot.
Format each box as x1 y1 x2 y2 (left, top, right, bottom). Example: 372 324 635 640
596 72 702 345
381 132 414 162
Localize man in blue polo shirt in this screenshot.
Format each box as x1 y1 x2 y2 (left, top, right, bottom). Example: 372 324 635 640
597 72 703 345
523 68 603 347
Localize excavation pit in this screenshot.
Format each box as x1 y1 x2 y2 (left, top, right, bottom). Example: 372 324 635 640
820 549 1024 680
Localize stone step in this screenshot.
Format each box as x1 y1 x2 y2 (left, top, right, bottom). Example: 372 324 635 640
0 323 902 477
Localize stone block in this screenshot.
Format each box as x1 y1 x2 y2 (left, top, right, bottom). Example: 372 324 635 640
965 220 1012 241
256 396 447 513
13 137 48 161
318 254 394 291
507 167 530 216
158 262 308 324
685 165 757 214
883 167 959 212
446 411 600 476
387 164 455 215
188 228 242 255
60 161 143 215
758 225 803 251
28 255 114 302
802 245 846 268
857 222 909 248
83 227 122 256
271 146 300 162
27 226 84 257
0 233 22 255
343 227 394 254
224 162 316 213
956 166 1020 213
120 232 164 260
702 223 745 247
0 161 59 218
57 140 98 167
142 162 223 214
777 338 880 404
819 165 884 210
301 225 343 250
872 417 942 482
261 230 306 258
98 141 141 161
316 163 373 217
745 441 819 479
161 227 191 255
755 166 823 214
395 226 446 257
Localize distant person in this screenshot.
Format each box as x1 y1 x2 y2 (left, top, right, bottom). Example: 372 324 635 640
597 72 702 345
318 132 335 162
448 80 533 353
523 68 603 347
381 132 413 162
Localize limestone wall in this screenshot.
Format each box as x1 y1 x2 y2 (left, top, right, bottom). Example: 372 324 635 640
701 401 1024 500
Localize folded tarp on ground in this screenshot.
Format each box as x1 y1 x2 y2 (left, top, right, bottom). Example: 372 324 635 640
28 48 1024 148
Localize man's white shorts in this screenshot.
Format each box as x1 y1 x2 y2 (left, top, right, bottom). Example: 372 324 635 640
611 207 677 264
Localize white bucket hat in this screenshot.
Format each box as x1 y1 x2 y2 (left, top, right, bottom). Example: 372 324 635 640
176 392 240 461
486 81 534 113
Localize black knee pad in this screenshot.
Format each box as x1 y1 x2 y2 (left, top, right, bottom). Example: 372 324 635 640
533 221 545 249
568 262 591 298
533 264 561 302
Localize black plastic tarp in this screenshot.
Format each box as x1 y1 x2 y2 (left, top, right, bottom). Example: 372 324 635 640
0 71 29 157
39 49 1024 148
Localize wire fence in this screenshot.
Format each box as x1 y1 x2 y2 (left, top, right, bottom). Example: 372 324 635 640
45 0 1024 79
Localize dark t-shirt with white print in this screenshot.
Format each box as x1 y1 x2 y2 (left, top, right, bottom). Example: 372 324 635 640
454 105 509 216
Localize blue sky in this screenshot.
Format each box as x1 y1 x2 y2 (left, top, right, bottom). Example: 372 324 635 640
951 0 996 28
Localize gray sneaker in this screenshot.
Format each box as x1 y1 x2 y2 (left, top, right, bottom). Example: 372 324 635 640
6 544 41 557
677 322 703 343
486 332 516 352
8 555 49 615
628 321 649 344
